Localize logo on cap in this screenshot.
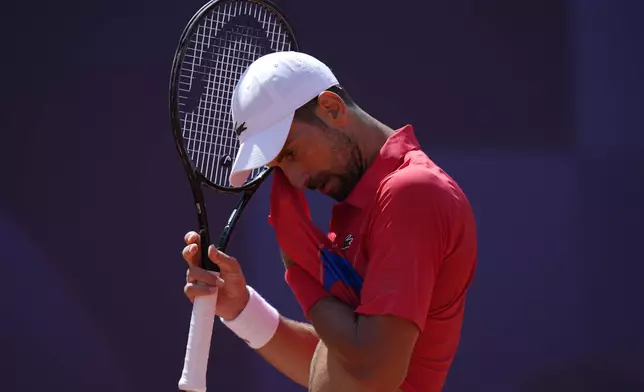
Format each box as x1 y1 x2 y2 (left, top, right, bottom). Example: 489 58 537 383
234 122 248 137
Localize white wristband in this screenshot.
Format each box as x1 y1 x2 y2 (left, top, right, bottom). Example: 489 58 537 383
219 286 280 349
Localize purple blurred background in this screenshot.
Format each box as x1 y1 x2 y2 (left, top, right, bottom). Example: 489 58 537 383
1 0 643 391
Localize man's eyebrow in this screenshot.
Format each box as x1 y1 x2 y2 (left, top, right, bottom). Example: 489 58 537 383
274 140 292 163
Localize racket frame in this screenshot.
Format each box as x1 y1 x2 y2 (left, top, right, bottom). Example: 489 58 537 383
168 2 298 390
169 0 299 270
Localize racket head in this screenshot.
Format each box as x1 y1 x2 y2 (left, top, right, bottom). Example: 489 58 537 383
169 0 299 193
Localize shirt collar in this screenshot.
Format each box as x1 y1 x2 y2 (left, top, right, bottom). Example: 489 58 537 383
342 124 421 209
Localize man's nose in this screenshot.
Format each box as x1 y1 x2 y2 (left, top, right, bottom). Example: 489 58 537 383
280 164 309 190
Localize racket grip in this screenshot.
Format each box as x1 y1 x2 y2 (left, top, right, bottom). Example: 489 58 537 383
178 276 219 392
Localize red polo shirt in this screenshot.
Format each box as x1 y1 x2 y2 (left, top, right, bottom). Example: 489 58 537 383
326 125 478 391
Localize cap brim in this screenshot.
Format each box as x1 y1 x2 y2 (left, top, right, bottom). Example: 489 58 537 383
229 112 294 187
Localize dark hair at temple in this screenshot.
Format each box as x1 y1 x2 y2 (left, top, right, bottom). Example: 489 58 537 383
293 85 356 125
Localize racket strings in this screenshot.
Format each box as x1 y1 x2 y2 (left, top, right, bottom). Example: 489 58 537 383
177 0 294 188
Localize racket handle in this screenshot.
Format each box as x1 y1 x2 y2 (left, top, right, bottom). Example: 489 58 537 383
178 276 219 392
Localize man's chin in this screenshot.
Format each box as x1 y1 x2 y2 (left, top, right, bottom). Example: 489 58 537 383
324 187 351 202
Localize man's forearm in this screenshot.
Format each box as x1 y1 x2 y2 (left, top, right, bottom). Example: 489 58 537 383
307 297 384 391
256 316 319 387
308 297 414 391
308 297 365 372
284 264 374 383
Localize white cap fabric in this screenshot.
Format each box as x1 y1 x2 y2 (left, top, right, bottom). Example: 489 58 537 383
229 51 339 187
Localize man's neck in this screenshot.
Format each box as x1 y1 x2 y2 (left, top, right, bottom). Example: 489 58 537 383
350 113 395 169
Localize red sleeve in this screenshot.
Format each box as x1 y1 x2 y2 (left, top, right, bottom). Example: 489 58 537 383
355 169 453 332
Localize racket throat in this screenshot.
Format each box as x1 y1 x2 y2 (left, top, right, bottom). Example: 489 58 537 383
216 192 253 251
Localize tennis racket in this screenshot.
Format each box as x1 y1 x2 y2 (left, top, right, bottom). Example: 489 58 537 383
168 1 298 391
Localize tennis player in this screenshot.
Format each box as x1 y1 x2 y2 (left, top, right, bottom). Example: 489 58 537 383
182 51 477 392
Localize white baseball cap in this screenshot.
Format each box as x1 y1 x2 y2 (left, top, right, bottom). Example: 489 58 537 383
228 51 339 187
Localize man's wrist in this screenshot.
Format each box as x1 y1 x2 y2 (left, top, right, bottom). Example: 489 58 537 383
219 286 280 349
221 286 250 322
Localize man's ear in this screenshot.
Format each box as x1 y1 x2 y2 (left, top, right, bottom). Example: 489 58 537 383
315 90 348 125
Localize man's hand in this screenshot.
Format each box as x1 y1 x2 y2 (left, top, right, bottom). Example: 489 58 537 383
183 233 321 389
182 231 250 321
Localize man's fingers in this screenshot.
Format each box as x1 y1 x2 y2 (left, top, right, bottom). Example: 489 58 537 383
186 264 224 286
208 245 241 273
184 282 219 302
184 231 200 245
182 243 200 265
182 231 228 304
